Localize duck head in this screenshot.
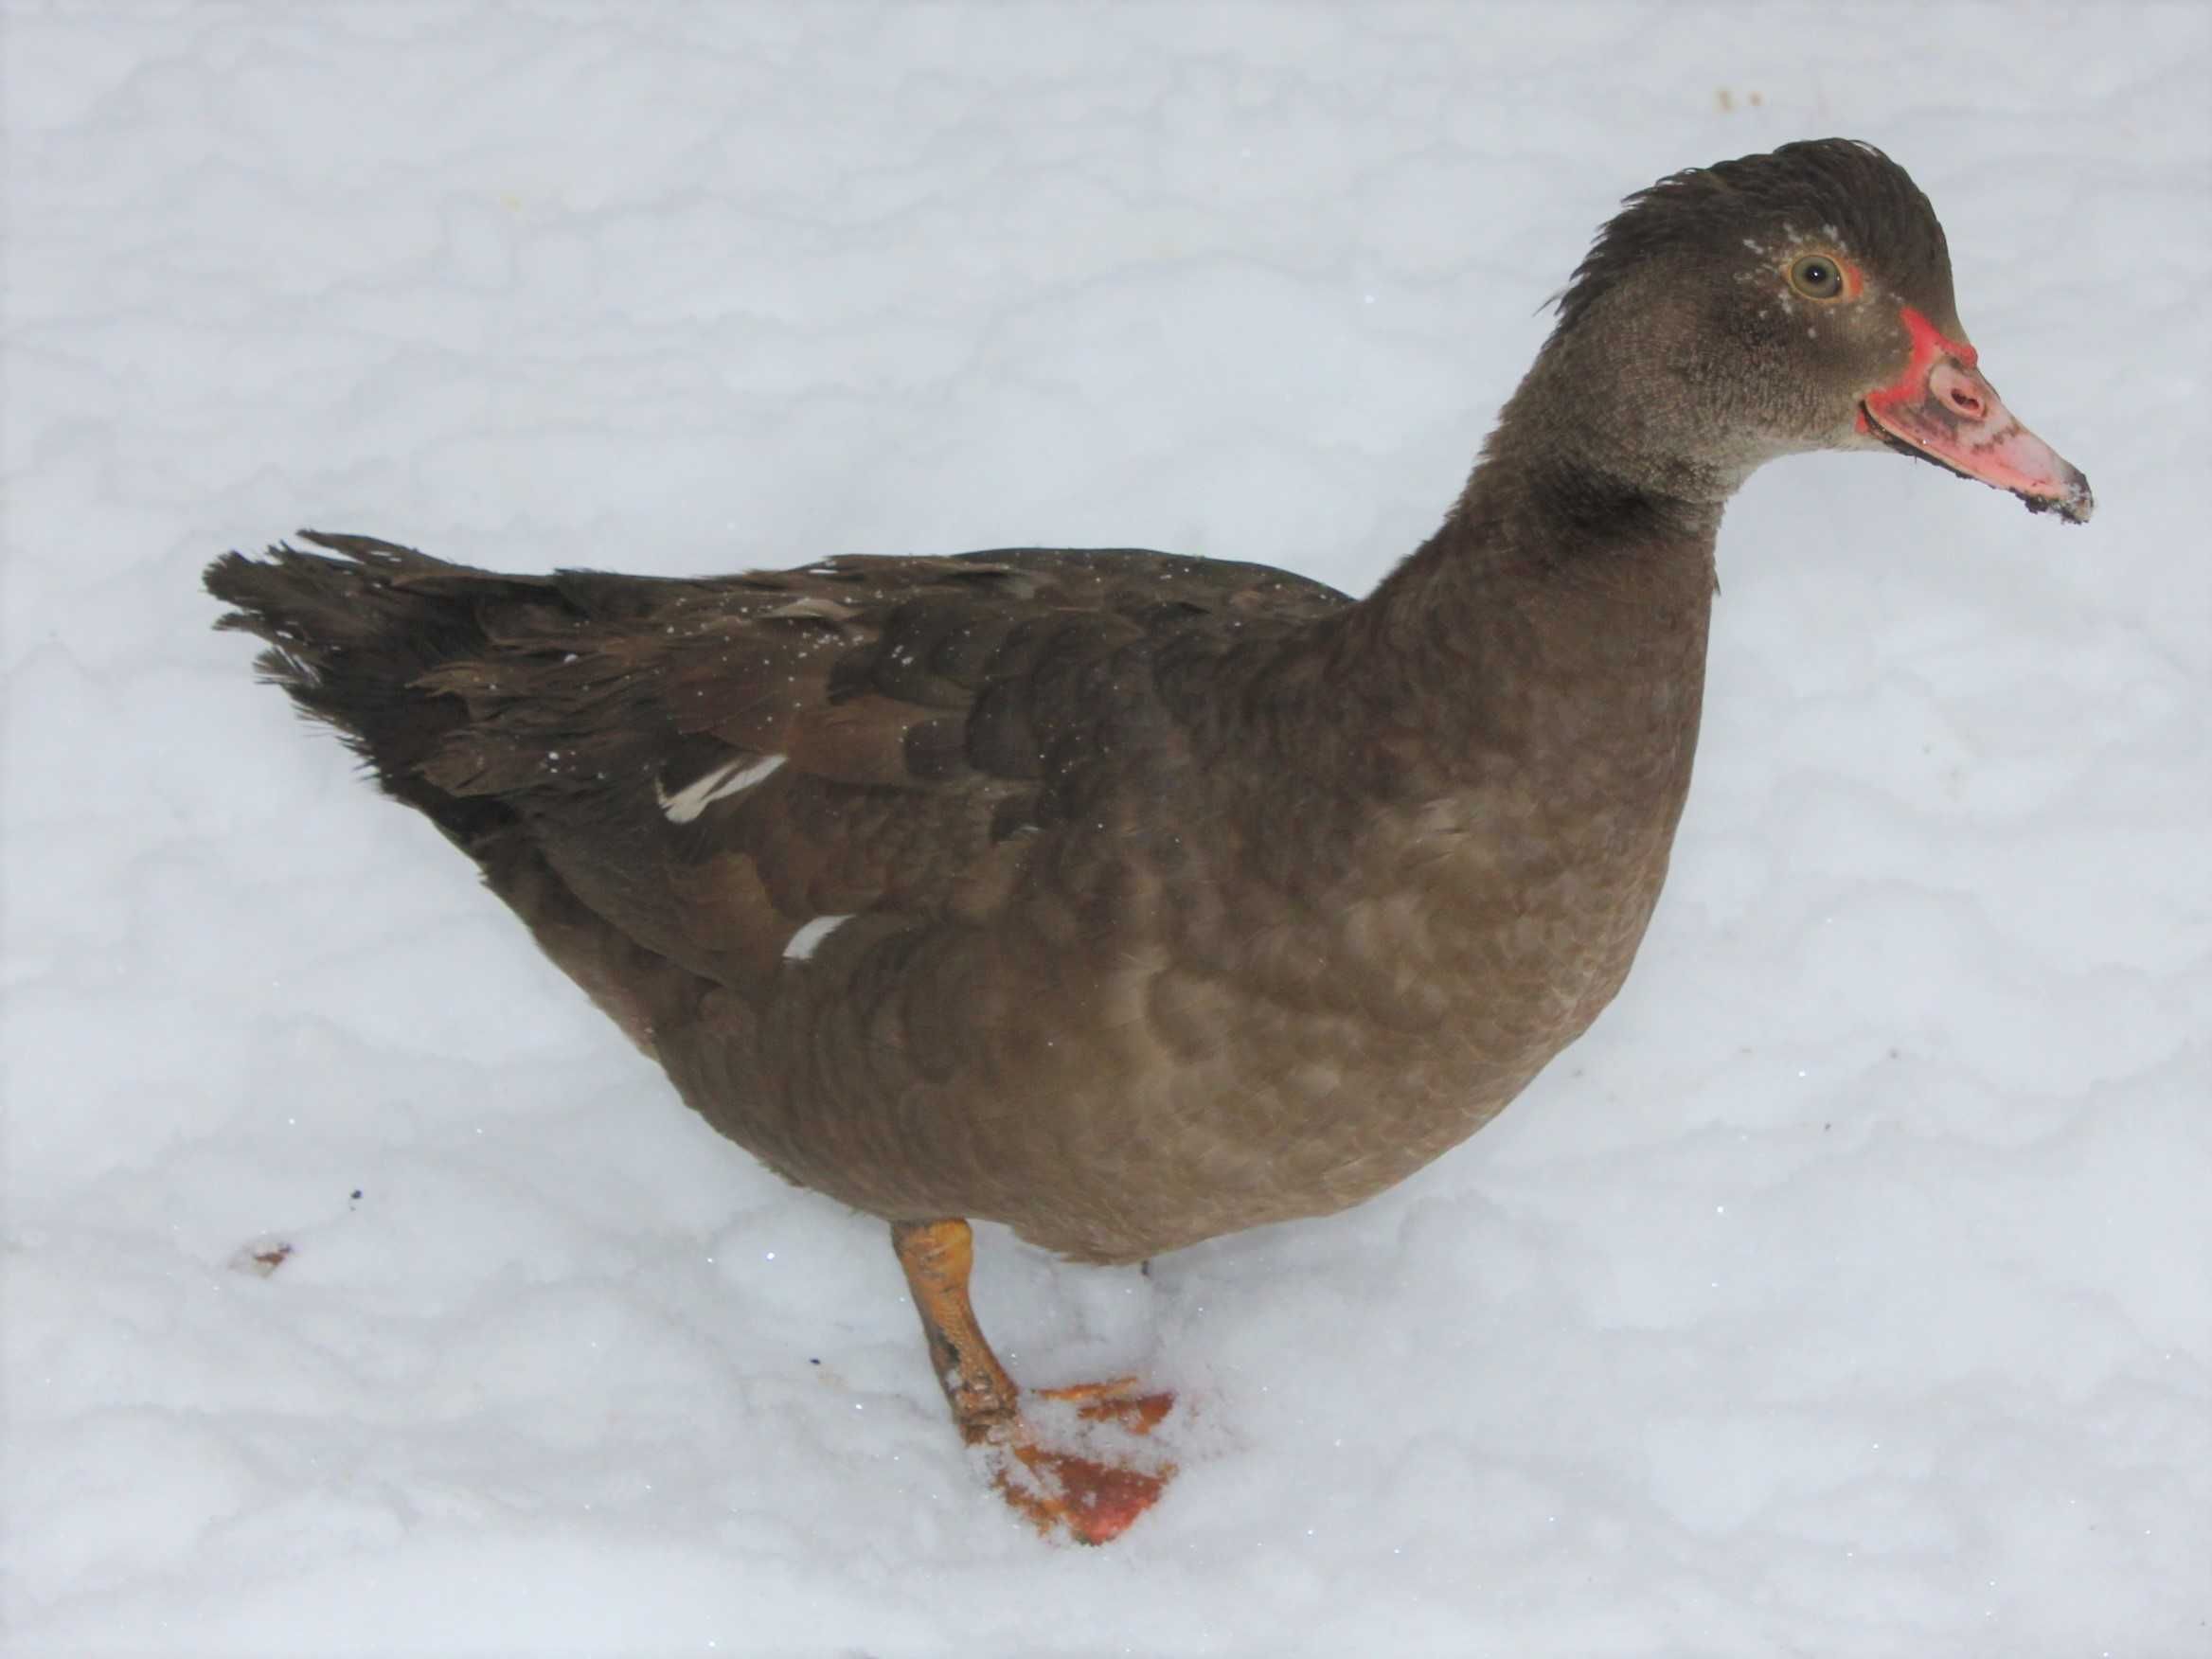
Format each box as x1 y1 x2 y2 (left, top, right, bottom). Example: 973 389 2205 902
1532 138 2093 524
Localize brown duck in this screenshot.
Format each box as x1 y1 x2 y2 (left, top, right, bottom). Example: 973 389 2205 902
205 139 2092 1543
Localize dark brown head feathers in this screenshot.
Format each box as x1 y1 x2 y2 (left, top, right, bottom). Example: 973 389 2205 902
1549 138 1954 340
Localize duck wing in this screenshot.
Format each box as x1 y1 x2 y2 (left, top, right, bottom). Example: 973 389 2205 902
208 531 1350 1018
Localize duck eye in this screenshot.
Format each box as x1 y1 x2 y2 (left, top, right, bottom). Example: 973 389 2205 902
1789 255 1846 299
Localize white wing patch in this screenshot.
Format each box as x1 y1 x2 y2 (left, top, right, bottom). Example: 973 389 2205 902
655 755 785 823
782 914 852 962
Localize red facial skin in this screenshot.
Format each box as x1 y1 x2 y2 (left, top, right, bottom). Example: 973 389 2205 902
1850 296 2094 523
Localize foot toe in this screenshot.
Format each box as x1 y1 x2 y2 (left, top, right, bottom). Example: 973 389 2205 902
1035 1378 1176 1436
1004 1443 1172 1545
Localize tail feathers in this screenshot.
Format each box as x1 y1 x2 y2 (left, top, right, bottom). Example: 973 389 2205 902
204 530 524 846
208 531 712 1049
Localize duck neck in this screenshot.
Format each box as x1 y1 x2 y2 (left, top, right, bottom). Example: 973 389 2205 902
1310 372 1728 806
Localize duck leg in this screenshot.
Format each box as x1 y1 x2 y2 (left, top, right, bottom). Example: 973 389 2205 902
889 1218 1173 1544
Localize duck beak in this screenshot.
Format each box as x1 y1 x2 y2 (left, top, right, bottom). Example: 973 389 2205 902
1857 308 2094 524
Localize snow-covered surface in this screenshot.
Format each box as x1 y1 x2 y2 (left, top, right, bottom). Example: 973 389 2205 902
5 4 2207 1653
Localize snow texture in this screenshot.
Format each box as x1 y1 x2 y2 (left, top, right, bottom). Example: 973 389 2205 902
4 4 2207 1654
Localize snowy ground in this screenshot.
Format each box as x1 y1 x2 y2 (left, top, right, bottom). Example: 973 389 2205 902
5 4 2207 1654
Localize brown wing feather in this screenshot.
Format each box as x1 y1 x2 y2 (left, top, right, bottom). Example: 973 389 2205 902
267 536 1346 1009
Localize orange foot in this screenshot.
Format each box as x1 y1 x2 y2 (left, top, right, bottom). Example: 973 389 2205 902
991 1380 1177 1544
1038 1375 1177 1435
888 1221 1177 1545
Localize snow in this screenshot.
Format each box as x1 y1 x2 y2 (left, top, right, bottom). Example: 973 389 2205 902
4 2 2207 1653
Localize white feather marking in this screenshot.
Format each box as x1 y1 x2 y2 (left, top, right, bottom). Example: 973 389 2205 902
782 914 851 962
656 754 785 823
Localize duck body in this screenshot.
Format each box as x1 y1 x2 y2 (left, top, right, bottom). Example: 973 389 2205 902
206 139 2090 1538
209 504 1712 1264
706 515 1713 1261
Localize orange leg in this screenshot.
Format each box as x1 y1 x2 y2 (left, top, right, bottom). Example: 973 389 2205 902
890 1218 1174 1544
